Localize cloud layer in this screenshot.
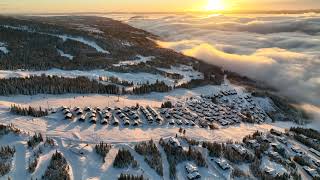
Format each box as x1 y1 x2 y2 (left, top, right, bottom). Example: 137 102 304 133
119 13 320 112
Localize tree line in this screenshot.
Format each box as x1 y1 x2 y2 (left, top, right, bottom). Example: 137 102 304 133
134 139 163 176
10 104 48 117
118 173 146 180
42 151 70 180
0 75 120 95
27 133 44 149
113 149 138 169
132 80 172 94
95 142 112 163
0 145 15 177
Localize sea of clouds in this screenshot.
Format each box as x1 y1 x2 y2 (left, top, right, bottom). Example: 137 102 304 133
109 13 320 118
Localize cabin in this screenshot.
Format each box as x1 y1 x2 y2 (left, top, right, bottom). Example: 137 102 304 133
90 117 97 124
169 119 175 125
129 111 135 116
309 148 320 158
291 146 304 155
270 129 282 136
74 107 81 112
264 167 278 177
247 139 260 148
176 119 182 125
215 158 231 170
299 134 308 140
78 115 85 122
173 114 181 119
186 163 198 173
187 170 201 179
268 151 282 161
76 109 83 115
132 113 139 120
183 119 189 125
74 107 83 115
65 113 73 120
63 109 71 115
89 112 96 118
100 118 108 125
119 113 126 119
124 120 130 126
160 109 167 114
303 166 320 178
133 120 139 126
112 119 119 126
277 137 288 145
84 107 91 112
147 115 153 123
61 106 68 111
231 144 248 156
156 117 163 123
103 113 110 119
169 137 182 149
115 110 122 115
165 113 171 119
123 107 130 113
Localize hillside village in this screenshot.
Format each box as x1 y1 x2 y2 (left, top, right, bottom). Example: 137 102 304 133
0 15 317 180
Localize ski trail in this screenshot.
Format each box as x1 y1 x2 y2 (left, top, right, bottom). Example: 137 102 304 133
157 144 170 180
11 142 27 179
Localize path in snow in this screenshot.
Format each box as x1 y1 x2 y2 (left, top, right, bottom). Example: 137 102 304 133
10 142 27 180
157 144 170 180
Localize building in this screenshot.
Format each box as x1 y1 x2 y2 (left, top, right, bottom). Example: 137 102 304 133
304 166 320 178
231 144 248 155
215 158 231 170
169 137 182 149
186 163 198 173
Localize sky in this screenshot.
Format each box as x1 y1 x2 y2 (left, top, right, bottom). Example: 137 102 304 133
1 0 320 14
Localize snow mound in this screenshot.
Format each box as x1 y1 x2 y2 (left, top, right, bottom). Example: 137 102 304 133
57 49 74 60
157 65 204 86
57 35 110 54
0 42 9 54
113 55 154 67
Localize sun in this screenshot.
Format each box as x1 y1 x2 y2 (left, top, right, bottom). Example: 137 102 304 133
205 0 225 11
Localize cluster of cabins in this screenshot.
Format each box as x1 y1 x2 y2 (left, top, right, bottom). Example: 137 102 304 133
62 106 114 125
140 106 163 124
199 90 269 126
245 129 320 179
59 90 269 129
60 105 166 127
160 106 197 126
115 106 141 126
290 133 320 178
186 98 241 127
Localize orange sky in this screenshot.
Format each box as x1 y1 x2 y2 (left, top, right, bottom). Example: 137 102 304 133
0 0 319 14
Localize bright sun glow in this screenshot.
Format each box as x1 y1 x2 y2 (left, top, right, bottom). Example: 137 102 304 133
205 0 225 11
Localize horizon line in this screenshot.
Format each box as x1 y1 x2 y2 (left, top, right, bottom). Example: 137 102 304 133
1 9 320 16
